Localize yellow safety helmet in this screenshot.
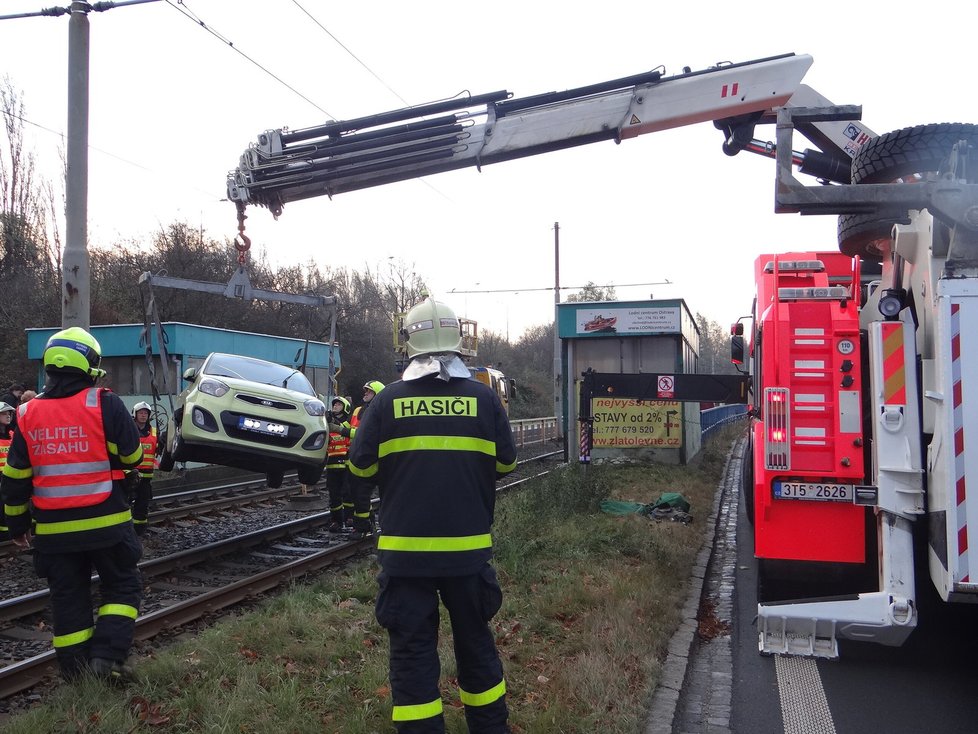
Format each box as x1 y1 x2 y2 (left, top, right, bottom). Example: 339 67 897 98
402 297 462 358
331 395 352 413
362 380 385 395
43 327 106 379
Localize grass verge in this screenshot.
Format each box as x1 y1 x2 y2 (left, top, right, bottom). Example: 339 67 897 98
4 427 739 733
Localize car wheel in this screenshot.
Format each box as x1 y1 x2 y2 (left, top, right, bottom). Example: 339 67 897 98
297 464 324 485
171 421 188 462
266 469 285 489
839 123 978 258
157 428 175 472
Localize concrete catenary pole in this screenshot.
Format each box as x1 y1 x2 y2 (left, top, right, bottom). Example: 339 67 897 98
553 222 563 443
63 1 91 328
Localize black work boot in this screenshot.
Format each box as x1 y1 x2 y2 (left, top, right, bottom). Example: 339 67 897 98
349 518 373 541
89 657 134 686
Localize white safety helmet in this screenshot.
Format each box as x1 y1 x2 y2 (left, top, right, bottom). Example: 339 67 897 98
132 401 152 418
402 297 462 358
0 401 13 415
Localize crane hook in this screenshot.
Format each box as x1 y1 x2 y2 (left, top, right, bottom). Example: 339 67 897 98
234 202 251 265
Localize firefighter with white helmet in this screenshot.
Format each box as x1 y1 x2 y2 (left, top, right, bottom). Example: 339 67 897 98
339 379 385 538
0 327 144 683
348 297 517 732
130 401 157 535
324 395 353 531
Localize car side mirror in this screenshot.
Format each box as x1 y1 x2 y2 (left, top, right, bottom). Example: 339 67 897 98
183 367 197 383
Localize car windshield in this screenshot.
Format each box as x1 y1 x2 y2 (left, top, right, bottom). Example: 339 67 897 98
202 353 316 396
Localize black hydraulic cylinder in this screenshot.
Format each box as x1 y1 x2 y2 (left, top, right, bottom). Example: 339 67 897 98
281 90 511 145
797 148 852 185
494 70 663 117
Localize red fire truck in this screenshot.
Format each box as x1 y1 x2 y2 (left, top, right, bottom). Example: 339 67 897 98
742 252 868 571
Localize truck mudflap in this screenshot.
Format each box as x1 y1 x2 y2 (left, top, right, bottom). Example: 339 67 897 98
758 591 917 658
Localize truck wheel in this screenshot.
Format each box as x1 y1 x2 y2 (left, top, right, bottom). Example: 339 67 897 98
838 123 978 258
297 464 324 485
852 123 978 184
837 209 911 260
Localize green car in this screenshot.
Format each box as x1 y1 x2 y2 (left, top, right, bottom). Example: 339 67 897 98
157 352 329 487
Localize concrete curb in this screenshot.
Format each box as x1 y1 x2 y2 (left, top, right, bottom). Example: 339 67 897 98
643 443 737 734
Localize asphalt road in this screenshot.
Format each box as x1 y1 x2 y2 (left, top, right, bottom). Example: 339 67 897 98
677 444 978 734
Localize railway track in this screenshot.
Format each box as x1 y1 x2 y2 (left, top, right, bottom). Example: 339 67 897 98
0 446 564 699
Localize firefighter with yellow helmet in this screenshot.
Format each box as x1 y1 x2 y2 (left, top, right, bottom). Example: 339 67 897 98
131 401 157 535
348 297 517 732
0 327 144 683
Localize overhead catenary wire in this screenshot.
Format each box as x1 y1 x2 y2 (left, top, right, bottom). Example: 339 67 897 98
450 280 673 295
2 0 327 201
284 0 451 203
289 0 410 107
5 110 225 202
164 0 336 120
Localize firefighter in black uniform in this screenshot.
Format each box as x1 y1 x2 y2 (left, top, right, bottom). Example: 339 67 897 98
131 401 157 535
341 379 384 539
325 396 353 532
349 297 517 733
0 401 15 540
0 327 144 683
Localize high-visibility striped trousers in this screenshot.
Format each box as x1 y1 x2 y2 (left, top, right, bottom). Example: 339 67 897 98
326 467 351 525
375 568 508 733
34 532 142 679
349 473 375 532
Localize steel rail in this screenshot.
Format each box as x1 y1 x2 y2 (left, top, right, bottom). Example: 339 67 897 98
0 445 563 698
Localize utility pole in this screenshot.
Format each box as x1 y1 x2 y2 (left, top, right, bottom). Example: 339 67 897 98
553 222 563 440
0 0 162 328
63 1 91 328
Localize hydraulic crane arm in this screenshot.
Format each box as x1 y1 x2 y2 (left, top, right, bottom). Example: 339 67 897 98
227 52 872 218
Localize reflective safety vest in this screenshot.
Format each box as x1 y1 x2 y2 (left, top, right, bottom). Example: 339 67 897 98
0 432 11 471
326 425 350 467
18 388 124 510
137 427 158 478
347 406 364 441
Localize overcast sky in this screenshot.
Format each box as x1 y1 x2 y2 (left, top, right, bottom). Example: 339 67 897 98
1 1 973 341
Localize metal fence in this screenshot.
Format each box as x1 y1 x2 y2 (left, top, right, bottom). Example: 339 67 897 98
700 404 748 441
509 417 560 448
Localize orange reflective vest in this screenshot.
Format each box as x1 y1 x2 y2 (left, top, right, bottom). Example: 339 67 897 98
0 433 11 471
18 388 124 510
137 427 158 478
326 429 350 467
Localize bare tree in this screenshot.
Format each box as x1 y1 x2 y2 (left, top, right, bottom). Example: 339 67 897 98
565 281 617 302
0 78 61 387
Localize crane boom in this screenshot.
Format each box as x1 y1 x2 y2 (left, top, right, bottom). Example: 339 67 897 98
227 52 871 218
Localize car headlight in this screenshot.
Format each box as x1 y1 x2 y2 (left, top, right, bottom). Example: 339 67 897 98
198 378 229 398
304 398 326 417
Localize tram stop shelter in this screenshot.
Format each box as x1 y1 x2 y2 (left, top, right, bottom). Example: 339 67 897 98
557 298 703 465
25 322 341 425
